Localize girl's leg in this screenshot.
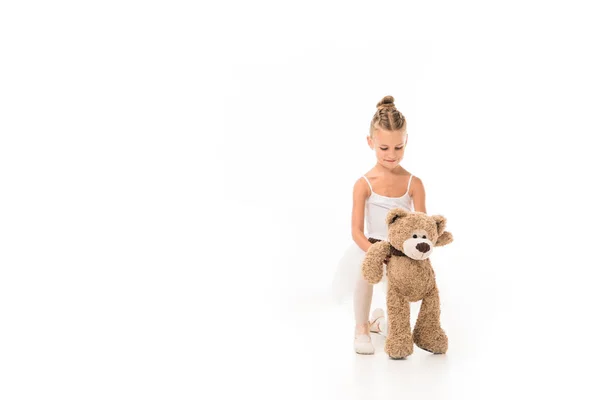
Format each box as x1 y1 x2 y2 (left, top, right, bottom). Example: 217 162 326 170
353 276 375 354
354 276 373 333
354 277 386 333
368 279 388 335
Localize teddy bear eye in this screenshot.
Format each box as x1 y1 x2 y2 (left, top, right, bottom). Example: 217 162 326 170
422 235 426 239
413 234 417 238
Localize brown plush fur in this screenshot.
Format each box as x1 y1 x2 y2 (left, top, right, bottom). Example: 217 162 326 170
362 208 453 359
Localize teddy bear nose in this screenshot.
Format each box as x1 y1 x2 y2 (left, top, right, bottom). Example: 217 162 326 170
416 242 430 253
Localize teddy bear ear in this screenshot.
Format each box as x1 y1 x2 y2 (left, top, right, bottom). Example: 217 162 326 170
432 214 447 235
386 208 409 226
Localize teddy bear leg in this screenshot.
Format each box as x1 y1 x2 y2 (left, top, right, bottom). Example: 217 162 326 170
412 285 448 354
385 287 413 359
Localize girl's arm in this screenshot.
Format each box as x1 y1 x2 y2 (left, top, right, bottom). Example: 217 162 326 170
351 177 372 252
411 176 427 214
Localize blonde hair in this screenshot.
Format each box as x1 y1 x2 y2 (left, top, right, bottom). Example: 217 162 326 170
369 95 406 137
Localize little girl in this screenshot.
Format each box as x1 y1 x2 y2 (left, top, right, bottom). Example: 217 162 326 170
332 95 428 355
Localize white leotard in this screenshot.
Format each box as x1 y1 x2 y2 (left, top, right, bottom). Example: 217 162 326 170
362 174 414 241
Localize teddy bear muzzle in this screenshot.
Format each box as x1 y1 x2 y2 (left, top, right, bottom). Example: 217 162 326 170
403 238 434 260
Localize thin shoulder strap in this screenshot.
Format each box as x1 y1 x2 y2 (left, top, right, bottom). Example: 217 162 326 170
362 175 373 194
406 175 414 193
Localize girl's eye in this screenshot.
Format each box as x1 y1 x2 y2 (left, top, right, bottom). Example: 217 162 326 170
395 147 404 150
380 147 388 151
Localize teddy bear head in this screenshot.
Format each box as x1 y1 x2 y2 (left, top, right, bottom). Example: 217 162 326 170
385 208 453 260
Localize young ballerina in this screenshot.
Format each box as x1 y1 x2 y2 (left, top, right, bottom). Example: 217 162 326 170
332 95 428 355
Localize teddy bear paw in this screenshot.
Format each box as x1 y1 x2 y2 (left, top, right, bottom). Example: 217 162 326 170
385 335 414 359
413 328 448 354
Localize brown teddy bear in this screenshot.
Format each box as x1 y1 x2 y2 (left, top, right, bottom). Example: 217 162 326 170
361 208 453 359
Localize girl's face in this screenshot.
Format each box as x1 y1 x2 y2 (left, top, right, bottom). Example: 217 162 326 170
367 129 407 170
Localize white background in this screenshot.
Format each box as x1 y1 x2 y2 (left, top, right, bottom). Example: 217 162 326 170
1 1 600 399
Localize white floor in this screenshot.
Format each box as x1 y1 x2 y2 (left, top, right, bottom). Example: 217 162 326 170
270 297 466 400
220 284 599 400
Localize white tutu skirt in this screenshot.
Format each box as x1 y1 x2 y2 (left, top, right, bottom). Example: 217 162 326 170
331 240 388 304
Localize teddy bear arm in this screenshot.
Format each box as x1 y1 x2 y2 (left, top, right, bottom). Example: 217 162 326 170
361 241 390 284
435 231 453 247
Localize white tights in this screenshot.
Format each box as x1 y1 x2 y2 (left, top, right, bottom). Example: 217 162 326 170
353 276 373 325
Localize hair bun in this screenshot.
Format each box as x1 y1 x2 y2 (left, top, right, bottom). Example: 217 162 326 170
376 95 395 109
